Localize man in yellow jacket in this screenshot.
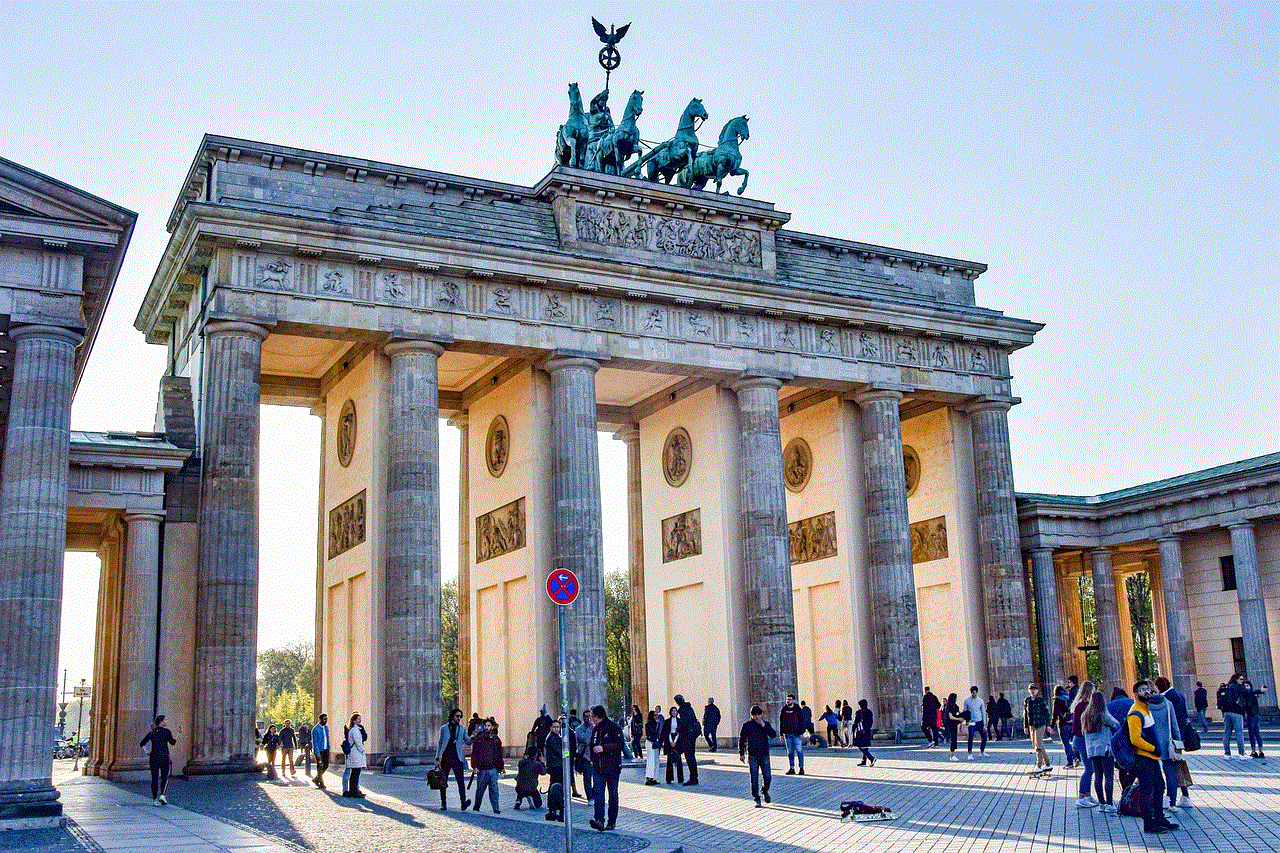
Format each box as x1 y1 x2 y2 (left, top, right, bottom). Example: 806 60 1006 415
1129 680 1178 834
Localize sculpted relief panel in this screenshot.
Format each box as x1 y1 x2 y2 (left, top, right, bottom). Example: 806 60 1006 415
572 204 762 267
661 508 701 563
910 516 948 564
789 511 837 565
476 497 526 563
328 490 366 559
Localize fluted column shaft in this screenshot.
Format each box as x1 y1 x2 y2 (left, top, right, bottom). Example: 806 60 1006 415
854 389 922 735
1030 548 1064 687
545 356 607 713
450 414 471 714
1090 547 1125 690
1230 522 1277 709
968 401 1035 701
383 340 445 754
616 426 649 714
0 323 81 821
730 377 796 723
188 320 269 774
1156 535 1198 692
110 511 165 773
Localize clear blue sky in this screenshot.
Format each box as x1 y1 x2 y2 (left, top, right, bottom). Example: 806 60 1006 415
4 2 1274 686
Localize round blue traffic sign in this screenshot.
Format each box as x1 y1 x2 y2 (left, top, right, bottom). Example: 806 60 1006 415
547 569 580 605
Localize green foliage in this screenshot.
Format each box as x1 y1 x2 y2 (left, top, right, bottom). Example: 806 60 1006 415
1076 576 1102 684
441 576 459 716
295 658 316 696
263 687 314 727
604 569 631 719
1126 572 1160 679
257 640 314 716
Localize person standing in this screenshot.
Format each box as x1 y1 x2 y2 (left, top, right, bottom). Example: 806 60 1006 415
853 699 875 766
544 718 566 820
840 699 854 749
630 704 645 759
800 700 814 742
343 713 367 798
738 705 777 807
1242 679 1267 758
995 692 1013 740
675 694 700 785
944 693 963 761
471 717 504 813
298 720 313 778
1066 675 1080 706
1070 681 1099 808
821 705 841 747
1052 685 1078 767
279 719 297 778
1192 682 1209 734
262 725 280 780
1221 674 1247 757
434 708 472 810
1148 679 1187 812
779 694 806 775
588 705 625 831
922 688 941 746
140 714 176 806
1081 691 1121 813
702 698 721 752
964 686 988 759
661 705 683 784
1128 681 1177 834
311 713 330 789
576 713 597 799
1107 687 1136 788
643 708 662 785
1024 685 1052 776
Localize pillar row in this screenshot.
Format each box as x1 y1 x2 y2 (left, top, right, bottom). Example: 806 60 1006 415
1156 535 1198 692
1029 548 1063 687
544 355 607 714
1089 547 1125 690
109 511 165 774
853 388 922 735
0 323 82 823
382 339 445 754
729 376 796 723
188 320 269 775
616 426 650 715
1230 521 1277 709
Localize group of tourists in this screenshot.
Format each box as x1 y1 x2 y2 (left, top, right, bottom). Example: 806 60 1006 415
921 685 1001 760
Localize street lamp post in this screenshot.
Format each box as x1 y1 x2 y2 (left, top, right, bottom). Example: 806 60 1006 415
72 679 90 771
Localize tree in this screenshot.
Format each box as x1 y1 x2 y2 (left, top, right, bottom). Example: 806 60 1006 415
441 577 459 715
258 640 314 715
264 687 314 727
604 569 631 719
296 658 316 696
1126 572 1160 679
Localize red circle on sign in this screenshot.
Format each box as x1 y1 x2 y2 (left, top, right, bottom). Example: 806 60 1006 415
547 569 580 605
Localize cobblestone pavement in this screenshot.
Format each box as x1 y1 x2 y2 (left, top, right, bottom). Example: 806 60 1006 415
17 729 1279 853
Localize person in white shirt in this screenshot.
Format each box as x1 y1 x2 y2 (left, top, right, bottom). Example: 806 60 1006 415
963 686 988 759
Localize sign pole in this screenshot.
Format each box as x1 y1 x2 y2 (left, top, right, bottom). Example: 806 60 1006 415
559 601 572 853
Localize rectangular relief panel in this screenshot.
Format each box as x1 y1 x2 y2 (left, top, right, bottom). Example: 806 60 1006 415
328 490 367 559
911 516 948 564
475 497 526 563
789 511 837 565
661 508 702 563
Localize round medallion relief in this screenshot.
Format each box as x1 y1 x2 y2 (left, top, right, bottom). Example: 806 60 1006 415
662 427 691 487
903 444 921 497
783 437 812 493
336 399 356 468
486 415 510 478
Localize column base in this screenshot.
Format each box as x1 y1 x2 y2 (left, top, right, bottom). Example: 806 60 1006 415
183 757 262 778
0 782 63 827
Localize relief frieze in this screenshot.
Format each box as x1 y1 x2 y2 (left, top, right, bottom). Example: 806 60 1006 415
910 515 948 564
328 490 366 559
789 511 837 565
572 204 762 267
476 497 526 563
661 508 702 563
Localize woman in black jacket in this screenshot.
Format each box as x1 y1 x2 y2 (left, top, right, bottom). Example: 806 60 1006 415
643 708 662 785
853 700 875 766
945 694 963 759
630 705 645 759
140 714 177 805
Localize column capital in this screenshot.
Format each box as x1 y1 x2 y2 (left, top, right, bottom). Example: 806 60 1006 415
447 411 469 430
1227 519 1256 532
612 424 640 445
383 338 446 359
202 320 271 342
728 374 784 394
963 395 1019 415
1030 546 1055 558
123 510 166 524
540 351 604 375
1156 532 1181 544
8 323 83 347
852 387 903 407
1088 546 1113 558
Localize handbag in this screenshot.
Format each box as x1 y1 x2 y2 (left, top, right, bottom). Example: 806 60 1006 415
426 767 447 790
1174 759 1194 788
1181 722 1201 752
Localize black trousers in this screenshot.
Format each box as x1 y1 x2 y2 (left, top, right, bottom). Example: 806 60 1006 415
680 738 698 782
665 746 684 782
149 756 170 800
705 726 718 751
1135 756 1166 830
440 753 467 805
923 721 940 743
315 749 330 780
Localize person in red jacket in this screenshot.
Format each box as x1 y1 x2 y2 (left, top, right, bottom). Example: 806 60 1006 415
470 718 505 814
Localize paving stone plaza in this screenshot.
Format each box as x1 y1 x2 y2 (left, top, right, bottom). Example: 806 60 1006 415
11 735 1280 853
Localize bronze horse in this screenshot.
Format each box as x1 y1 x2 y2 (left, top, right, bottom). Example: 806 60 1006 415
554 83 589 168
622 97 707 185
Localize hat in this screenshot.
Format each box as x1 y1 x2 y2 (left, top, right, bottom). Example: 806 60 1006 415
674 694 685 704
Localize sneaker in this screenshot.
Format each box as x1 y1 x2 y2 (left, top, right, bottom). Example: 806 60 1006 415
755 798 762 808
1144 825 1169 834
494 809 501 814
786 768 795 775
158 795 168 805
1161 820 1180 830
798 769 804 776
949 754 958 762
869 757 876 767
683 780 698 786
1179 796 1194 808
968 753 975 761
153 798 162 806
1077 797 1098 808
590 819 605 832
462 799 471 810
1097 804 1108 814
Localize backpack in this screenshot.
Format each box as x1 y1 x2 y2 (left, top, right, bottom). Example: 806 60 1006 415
547 781 564 813
1110 719 1136 773
1119 781 1144 817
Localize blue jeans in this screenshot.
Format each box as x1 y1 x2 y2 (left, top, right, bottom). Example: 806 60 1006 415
591 767 620 826
1223 712 1245 755
1161 759 1185 807
785 733 805 769
1092 753 1115 805
748 753 771 800
1073 736 1093 796
475 768 499 811
967 721 987 753
1247 713 1263 753
1195 708 1208 732
1058 724 1077 763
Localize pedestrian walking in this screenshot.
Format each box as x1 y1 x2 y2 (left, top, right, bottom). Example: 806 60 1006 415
298 720 313 777
588 705 625 831
279 719 297 778
1081 691 1120 813
1128 680 1178 834
342 713 367 797
821 705 841 747
311 713 330 789
780 693 806 775
576 713 596 799
840 699 854 749
994 692 1013 740
964 686 987 758
944 693 963 760
643 708 662 785
1024 684 1052 776
738 705 777 807
470 717 504 813
630 704 645 759
433 708 472 810
262 724 280 779
662 705 684 784
1071 680 1099 808
1192 682 1209 734
922 687 941 746
853 699 875 766
140 714 176 806
703 698 721 752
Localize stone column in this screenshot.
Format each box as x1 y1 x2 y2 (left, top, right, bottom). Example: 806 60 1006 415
1114 568 1138 689
449 413 471 714
1060 564 1088 681
108 511 165 775
729 377 797 723
1089 548 1125 691
187 320 269 775
1157 535 1198 691
0 323 82 825
1229 521 1277 710
615 426 650 714
853 388 922 735
382 339 445 754
967 400 1035 702
1030 548 1064 687
544 355 607 714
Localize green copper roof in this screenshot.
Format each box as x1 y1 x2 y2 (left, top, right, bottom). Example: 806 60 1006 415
1017 451 1280 507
